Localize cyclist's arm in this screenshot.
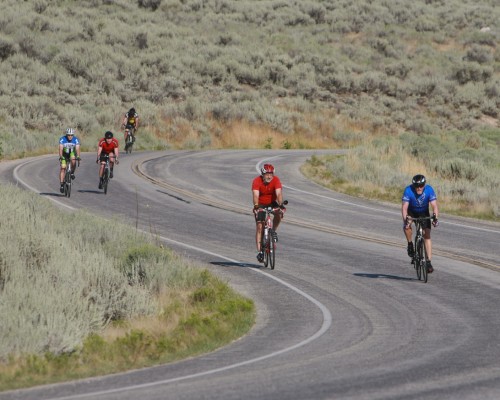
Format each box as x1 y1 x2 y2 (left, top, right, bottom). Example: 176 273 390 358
135 116 139 130
252 189 260 207
58 144 64 158
114 146 119 160
275 187 283 206
401 201 410 222
97 145 102 160
75 144 81 158
430 199 438 220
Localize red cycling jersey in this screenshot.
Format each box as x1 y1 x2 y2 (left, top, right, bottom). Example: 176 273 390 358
98 138 119 153
252 175 282 205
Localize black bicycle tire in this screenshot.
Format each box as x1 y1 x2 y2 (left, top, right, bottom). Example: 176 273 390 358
262 231 269 268
103 167 109 195
269 229 276 270
415 237 422 280
418 237 427 282
127 136 133 153
65 169 71 198
422 240 428 283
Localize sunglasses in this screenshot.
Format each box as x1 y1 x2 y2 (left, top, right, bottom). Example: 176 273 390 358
414 183 425 188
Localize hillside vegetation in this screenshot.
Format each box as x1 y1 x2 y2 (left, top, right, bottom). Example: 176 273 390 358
0 0 499 218
0 185 254 390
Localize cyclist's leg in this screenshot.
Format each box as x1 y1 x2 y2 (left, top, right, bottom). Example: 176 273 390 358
69 151 77 178
109 154 116 178
59 158 67 184
273 212 282 231
255 220 264 252
99 160 105 177
423 227 432 261
404 211 417 257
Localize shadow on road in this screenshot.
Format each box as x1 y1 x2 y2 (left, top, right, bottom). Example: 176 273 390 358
353 273 415 281
211 261 261 269
39 192 65 197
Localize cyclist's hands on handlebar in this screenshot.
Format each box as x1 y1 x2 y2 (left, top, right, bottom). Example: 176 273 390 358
432 213 439 227
405 215 412 229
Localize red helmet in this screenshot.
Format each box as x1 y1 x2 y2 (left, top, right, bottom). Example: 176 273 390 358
260 163 275 175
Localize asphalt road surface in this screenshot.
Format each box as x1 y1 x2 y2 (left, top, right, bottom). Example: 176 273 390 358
1 150 499 400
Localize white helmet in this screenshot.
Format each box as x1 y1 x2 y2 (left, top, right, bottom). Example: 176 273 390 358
65 128 75 136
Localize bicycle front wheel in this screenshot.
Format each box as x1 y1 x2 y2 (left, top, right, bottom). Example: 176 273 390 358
415 238 423 281
262 232 269 268
65 170 72 198
103 168 109 194
269 229 276 270
422 245 428 283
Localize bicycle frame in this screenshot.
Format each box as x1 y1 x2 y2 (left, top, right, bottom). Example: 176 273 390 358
100 155 111 194
410 216 434 283
258 206 278 269
125 128 134 153
62 157 79 198
257 200 287 269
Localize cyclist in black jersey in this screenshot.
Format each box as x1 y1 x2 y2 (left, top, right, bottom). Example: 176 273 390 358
122 107 139 143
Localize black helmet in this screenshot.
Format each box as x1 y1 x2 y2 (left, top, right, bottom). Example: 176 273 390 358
412 174 426 188
129 108 135 115
105 131 113 139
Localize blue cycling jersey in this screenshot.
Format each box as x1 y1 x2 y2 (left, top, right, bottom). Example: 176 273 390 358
402 185 437 214
59 136 80 154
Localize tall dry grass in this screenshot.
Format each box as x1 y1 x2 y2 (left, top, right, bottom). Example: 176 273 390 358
302 130 500 220
0 184 227 360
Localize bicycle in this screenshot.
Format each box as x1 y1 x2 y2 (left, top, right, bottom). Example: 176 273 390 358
100 155 111 195
61 157 79 198
258 200 288 270
408 216 435 283
124 125 135 154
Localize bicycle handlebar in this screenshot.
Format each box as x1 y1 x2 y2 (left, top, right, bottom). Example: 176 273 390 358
255 200 288 213
407 214 438 227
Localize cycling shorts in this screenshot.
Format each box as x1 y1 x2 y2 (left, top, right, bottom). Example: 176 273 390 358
99 153 116 162
60 151 76 167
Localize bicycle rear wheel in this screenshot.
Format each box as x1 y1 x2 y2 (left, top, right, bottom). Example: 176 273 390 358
127 136 133 154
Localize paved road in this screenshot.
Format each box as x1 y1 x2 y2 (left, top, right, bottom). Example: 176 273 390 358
1 150 499 400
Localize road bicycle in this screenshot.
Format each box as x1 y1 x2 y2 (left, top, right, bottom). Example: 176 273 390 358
408 216 435 283
258 200 288 270
124 125 135 154
61 157 79 198
100 155 111 195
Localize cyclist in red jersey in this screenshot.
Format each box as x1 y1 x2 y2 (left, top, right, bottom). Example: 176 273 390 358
252 163 285 262
96 131 119 189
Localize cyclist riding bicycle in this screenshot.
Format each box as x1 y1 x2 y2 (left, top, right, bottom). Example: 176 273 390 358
122 107 139 143
58 128 81 193
402 174 439 273
252 163 285 263
96 131 119 189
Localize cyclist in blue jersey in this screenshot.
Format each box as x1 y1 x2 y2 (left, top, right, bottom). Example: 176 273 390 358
402 174 439 273
58 128 81 193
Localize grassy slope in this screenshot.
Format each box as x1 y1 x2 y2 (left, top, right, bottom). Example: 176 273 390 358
0 185 254 391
